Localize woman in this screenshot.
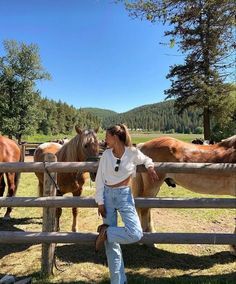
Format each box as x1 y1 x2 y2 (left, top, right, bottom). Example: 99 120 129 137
95 124 158 284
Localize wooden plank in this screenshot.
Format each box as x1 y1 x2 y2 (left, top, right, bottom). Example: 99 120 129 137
0 161 235 174
41 153 57 277
0 231 235 245
0 197 235 209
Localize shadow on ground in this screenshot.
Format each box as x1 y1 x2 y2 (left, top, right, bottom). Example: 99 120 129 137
12 271 236 284
55 243 235 271
0 217 41 258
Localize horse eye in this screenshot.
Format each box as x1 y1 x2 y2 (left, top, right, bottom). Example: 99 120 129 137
84 144 88 148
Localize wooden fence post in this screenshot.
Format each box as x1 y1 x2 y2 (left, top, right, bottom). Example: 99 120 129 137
41 153 57 276
20 144 26 161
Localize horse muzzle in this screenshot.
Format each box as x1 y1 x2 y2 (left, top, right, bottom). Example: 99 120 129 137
86 156 100 182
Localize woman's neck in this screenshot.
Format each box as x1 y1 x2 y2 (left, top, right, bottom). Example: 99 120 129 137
112 143 125 159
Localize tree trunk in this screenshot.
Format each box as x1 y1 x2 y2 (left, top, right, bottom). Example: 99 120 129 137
17 134 22 144
203 107 211 140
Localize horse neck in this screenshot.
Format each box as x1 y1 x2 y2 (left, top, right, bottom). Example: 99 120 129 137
57 135 82 162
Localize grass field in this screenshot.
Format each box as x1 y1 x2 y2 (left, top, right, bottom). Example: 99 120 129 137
0 133 235 283
22 132 203 144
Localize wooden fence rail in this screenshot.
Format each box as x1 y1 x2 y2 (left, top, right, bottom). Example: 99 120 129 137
0 161 235 174
0 231 235 245
0 196 235 208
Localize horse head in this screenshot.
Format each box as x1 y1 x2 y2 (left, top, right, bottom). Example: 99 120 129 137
74 126 100 181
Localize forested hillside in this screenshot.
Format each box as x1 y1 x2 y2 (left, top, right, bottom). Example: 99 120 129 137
101 100 203 134
36 99 203 135
82 108 117 120
35 98 101 135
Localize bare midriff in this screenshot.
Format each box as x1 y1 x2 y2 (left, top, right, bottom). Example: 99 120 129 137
106 176 131 188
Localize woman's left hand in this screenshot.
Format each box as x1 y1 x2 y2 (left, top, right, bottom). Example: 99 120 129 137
147 166 159 183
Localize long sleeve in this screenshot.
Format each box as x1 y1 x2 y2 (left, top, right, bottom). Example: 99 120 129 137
95 153 105 205
133 148 154 168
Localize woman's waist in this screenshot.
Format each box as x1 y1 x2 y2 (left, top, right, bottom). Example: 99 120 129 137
105 176 131 188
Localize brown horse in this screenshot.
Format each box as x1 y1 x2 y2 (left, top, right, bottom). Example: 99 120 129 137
34 126 99 232
0 136 23 220
132 135 236 252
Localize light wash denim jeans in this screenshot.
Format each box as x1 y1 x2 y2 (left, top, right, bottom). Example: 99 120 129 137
103 185 143 284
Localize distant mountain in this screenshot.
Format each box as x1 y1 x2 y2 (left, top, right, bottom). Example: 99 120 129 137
81 108 117 120
84 100 203 134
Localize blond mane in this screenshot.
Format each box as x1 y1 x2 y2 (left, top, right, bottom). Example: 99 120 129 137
56 130 97 162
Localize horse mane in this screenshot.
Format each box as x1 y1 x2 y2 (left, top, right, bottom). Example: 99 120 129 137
218 135 236 149
56 130 96 162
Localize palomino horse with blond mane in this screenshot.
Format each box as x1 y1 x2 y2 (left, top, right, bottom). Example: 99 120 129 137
0 136 23 220
34 126 99 232
132 135 236 253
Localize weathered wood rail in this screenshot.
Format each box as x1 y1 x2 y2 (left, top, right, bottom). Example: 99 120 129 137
0 161 235 174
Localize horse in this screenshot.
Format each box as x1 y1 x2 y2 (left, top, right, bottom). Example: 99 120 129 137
0 136 23 220
34 126 99 232
131 135 236 253
191 138 215 145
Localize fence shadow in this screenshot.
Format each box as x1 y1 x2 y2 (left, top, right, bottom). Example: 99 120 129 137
0 217 41 259
55 243 235 271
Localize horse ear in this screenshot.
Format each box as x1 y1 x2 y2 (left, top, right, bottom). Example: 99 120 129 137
94 127 99 133
75 125 82 135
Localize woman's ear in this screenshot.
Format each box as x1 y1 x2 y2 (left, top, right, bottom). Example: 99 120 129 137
75 125 82 135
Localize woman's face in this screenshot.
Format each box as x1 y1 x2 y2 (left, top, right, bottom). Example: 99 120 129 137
105 131 116 148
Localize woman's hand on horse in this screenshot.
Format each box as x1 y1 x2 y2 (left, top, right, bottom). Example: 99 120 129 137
147 166 159 183
98 204 106 218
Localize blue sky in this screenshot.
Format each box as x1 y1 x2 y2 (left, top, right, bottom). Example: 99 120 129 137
0 0 184 113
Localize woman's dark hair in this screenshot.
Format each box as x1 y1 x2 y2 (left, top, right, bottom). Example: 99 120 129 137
106 124 132 146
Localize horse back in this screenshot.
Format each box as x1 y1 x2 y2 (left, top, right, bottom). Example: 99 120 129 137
33 142 62 162
0 135 21 162
140 136 236 163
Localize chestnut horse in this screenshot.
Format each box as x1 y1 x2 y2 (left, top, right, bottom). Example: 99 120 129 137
0 136 23 220
34 126 99 232
132 135 236 252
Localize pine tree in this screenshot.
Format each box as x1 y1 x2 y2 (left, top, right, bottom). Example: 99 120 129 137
122 0 235 139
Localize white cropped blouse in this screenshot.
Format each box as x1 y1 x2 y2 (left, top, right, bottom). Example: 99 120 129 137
95 146 154 205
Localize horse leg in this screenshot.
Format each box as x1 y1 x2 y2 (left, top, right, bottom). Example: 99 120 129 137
72 190 82 232
0 174 6 214
0 173 6 197
55 190 63 232
4 173 16 220
56 207 62 232
139 172 165 233
131 173 144 223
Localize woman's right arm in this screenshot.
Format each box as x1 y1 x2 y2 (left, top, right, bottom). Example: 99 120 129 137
95 153 105 205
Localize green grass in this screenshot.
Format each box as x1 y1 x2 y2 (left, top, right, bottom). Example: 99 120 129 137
22 132 203 144
0 171 235 283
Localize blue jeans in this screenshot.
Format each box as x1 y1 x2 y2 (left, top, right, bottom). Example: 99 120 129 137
103 185 143 284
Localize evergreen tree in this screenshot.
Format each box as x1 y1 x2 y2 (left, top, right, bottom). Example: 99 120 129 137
121 0 235 139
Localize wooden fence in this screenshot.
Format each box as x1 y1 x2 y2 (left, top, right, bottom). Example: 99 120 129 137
0 156 235 276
